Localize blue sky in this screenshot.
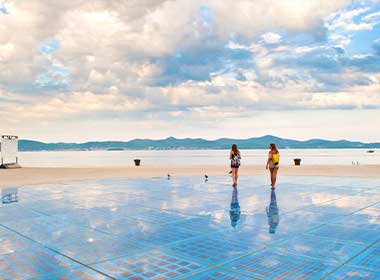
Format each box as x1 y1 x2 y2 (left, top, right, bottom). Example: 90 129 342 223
0 0 379 142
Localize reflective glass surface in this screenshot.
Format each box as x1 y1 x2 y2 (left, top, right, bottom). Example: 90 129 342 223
1 176 380 279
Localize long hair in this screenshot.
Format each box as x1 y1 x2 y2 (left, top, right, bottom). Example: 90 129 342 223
231 144 239 154
270 143 279 154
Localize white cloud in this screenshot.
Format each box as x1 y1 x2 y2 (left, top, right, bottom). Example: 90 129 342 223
327 6 380 32
328 33 352 47
210 0 350 37
261 32 282 44
300 91 380 108
1 89 152 123
3 69 379 129
226 41 249 50
0 0 351 89
1 0 380 141
363 11 380 21
344 22 376 31
2 107 379 142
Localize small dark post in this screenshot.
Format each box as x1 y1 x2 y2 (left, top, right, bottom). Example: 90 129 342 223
294 158 301 166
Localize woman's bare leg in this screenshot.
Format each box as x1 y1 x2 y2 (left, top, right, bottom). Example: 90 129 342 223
272 168 278 187
236 169 239 185
232 168 238 185
269 168 274 187
231 168 235 185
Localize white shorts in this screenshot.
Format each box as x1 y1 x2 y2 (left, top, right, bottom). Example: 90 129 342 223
269 162 279 169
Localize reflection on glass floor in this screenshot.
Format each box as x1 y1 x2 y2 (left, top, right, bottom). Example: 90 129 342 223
1 176 380 279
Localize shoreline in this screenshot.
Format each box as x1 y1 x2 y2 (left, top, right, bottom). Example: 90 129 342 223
1 165 379 189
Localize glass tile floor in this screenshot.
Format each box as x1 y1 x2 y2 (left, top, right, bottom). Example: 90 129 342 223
1 176 380 279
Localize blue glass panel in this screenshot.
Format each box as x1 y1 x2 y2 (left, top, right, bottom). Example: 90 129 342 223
92 250 206 279
223 249 335 279
326 266 380 279
308 224 379 244
188 268 252 279
0 247 78 279
40 267 112 279
274 234 367 263
348 244 380 271
167 233 264 265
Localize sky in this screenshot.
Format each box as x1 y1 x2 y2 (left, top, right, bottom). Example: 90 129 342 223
0 0 380 142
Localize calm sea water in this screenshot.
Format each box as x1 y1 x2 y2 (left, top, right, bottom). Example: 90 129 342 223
18 149 380 167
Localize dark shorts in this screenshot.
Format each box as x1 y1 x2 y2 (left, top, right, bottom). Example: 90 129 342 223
231 163 240 169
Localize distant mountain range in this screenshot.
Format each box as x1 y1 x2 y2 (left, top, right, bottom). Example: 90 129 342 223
18 135 380 151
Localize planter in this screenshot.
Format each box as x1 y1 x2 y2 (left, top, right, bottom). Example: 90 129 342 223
134 159 141 166
293 158 301 166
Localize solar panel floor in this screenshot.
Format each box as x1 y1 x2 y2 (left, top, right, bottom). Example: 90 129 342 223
1 176 380 279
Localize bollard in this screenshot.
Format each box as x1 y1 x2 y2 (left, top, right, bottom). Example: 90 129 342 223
294 158 301 166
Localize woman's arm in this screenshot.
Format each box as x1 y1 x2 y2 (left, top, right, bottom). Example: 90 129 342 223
266 151 272 169
229 151 233 160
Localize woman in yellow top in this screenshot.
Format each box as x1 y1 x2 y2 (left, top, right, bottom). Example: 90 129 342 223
266 143 280 189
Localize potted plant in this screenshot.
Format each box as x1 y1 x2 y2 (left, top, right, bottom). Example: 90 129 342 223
293 158 301 166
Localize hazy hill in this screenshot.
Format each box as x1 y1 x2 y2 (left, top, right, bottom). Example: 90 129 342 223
18 135 380 151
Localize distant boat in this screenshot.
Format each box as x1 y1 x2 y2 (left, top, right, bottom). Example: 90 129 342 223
367 150 375 153
107 148 124 151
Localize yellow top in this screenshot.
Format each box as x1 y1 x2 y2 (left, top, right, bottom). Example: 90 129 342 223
272 153 280 164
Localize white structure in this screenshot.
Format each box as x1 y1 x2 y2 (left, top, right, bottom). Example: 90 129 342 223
0 135 19 166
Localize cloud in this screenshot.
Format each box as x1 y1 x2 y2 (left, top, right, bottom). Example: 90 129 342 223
299 91 380 109
1 0 380 141
210 0 350 38
0 0 352 90
1 88 154 125
364 10 380 19
327 3 380 35
3 69 379 129
344 22 376 31
0 0 372 95
261 32 282 44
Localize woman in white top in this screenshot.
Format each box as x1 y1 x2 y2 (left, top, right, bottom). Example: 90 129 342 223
229 144 241 187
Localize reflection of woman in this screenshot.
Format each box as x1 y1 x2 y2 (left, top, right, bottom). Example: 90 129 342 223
266 143 280 189
229 186 241 228
266 189 279 234
229 144 241 187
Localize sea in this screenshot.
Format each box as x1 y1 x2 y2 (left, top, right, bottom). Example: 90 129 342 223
18 149 380 167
